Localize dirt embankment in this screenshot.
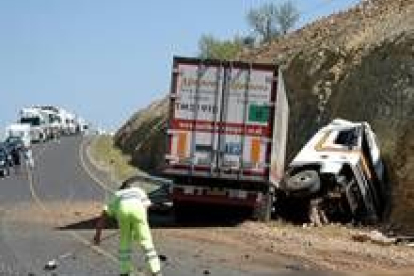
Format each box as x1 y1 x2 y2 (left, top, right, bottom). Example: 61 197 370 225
114 98 168 174
115 0 414 228
152 221 414 275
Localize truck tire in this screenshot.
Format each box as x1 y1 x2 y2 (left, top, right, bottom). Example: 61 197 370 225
286 170 321 194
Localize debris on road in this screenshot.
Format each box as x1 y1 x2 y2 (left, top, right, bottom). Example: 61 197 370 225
159 254 168 262
352 230 397 246
44 252 74 271
44 260 58 271
285 263 303 271
352 230 414 247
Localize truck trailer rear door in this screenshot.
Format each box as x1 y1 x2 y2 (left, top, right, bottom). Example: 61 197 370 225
166 58 279 182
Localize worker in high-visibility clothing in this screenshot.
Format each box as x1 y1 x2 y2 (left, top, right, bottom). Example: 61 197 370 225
93 179 162 276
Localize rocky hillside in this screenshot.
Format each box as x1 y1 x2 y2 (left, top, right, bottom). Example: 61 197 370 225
240 0 414 157
114 98 168 174
115 0 414 228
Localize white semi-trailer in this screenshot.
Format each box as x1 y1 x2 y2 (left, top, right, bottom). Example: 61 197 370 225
38 108 62 139
36 106 78 136
59 108 78 135
164 57 289 220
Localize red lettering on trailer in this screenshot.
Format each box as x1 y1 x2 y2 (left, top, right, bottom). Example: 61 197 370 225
171 119 270 136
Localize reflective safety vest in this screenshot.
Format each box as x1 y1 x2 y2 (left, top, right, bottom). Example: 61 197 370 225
104 187 151 217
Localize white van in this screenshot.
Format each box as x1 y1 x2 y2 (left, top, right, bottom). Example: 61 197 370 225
5 123 31 148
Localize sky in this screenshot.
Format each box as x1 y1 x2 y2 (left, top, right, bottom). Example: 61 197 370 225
0 0 361 135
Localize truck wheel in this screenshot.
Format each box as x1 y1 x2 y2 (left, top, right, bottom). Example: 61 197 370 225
286 170 321 193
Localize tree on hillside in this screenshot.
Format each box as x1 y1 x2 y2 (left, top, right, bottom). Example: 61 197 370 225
198 35 244 60
247 1 300 43
247 3 279 43
276 1 300 35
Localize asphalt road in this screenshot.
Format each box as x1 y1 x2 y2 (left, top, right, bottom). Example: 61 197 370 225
0 136 118 275
0 136 311 276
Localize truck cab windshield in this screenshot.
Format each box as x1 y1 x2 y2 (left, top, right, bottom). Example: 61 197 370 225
20 117 41 126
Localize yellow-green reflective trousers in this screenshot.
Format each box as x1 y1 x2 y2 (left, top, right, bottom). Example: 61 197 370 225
117 200 161 275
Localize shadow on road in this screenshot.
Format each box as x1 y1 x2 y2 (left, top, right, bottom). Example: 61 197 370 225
56 217 117 230
56 206 248 231
148 204 251 228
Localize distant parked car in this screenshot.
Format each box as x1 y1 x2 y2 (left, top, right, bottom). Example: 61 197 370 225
5 123 31 149
5 136 24 151
0 144 12 177
5 137 24 166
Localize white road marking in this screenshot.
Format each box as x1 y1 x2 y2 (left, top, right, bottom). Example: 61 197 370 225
24 138 128 272
78 137 113 193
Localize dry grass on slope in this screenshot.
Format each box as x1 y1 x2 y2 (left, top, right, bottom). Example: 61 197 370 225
88 135 138 183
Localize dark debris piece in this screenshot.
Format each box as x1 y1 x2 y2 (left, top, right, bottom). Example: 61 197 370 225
159 254 168 262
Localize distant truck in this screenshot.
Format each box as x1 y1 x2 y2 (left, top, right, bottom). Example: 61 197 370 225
19 108 48 143
76 116 89 134
57 108 78 135
35 106 82 136
163 57 289 220
281 119 387 224
35 107 63 139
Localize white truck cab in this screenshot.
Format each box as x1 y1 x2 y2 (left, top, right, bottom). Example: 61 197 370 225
19 108 47 143
282 119 386 224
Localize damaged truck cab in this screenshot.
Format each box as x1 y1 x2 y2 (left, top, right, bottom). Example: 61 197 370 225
282 119 387 224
